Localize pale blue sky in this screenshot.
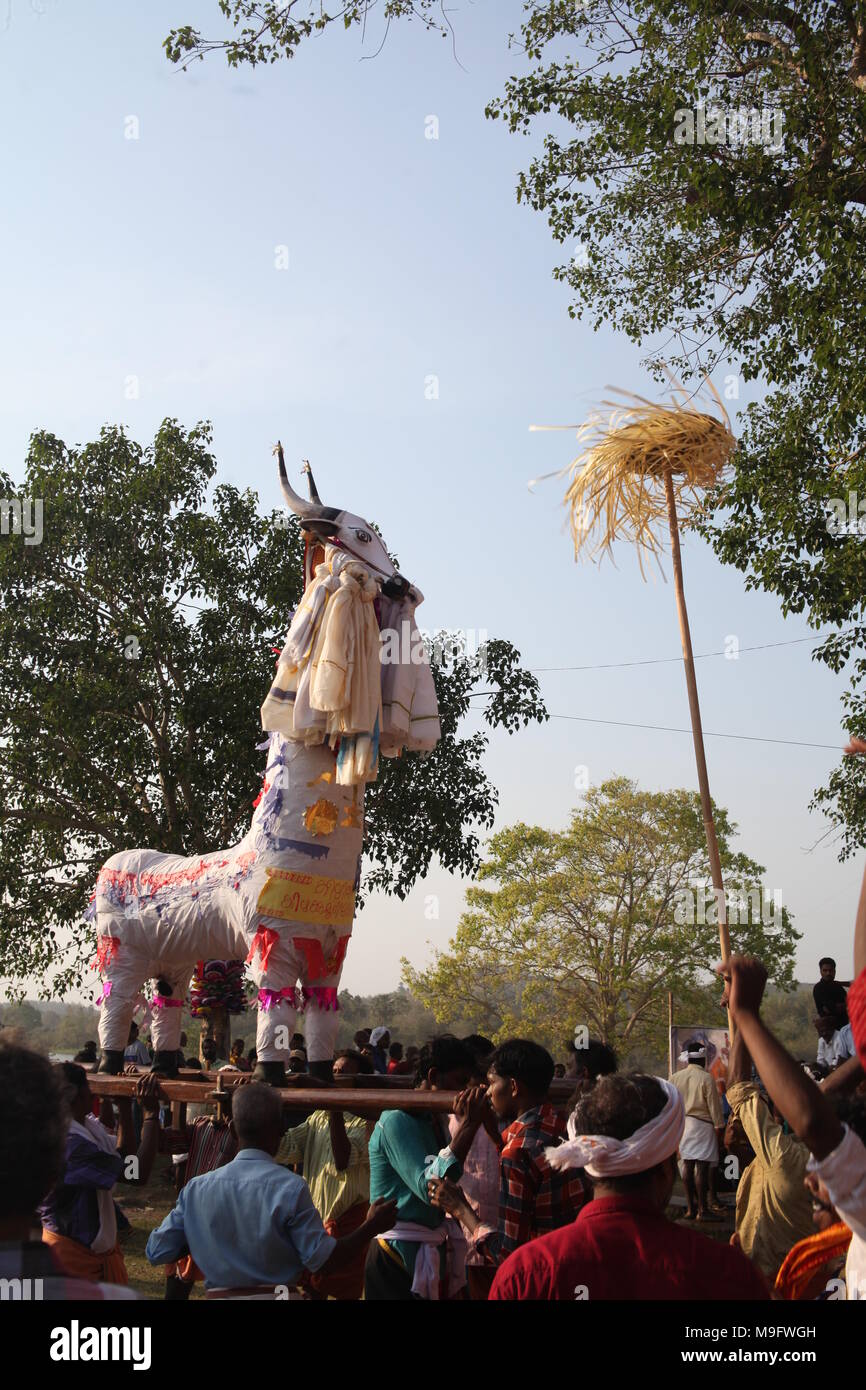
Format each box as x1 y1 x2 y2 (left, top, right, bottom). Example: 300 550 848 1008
1 0 860 1005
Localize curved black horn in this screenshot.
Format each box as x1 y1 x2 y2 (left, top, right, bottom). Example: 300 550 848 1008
274 441 317 518
302 459 323 506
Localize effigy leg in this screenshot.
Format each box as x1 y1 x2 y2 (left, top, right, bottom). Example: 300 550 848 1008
291 929 352 1079
247 928 303 1085
303 975 345 1079
149 967 193 1076
95 938 148 1073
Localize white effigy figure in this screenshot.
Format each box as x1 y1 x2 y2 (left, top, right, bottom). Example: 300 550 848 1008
90 446 440 1082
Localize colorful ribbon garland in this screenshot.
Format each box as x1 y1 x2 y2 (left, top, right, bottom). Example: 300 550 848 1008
258 986 300 1012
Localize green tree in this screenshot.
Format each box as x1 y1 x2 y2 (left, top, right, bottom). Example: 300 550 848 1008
760 983 820 1064
163 2 451 70
334 988 475 1051
0 421 545 997
166 3 866 853
0 999 43 1039
403 777 800 1061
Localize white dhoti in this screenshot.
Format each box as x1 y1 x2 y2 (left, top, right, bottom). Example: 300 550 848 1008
679 1115 719 1163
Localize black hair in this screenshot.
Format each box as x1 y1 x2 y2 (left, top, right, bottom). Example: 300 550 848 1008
353 1029 372 1049
570 1038 618 1080
462 1034 495 1069
414 1035 475 1087
57 1061 88 1095
572 1073 668 1192
388 1041 403 1059
334 1047 375 1076
185 1057 202 1070
819 957 836 969
488 1039 554 1099
0 1041 69 1219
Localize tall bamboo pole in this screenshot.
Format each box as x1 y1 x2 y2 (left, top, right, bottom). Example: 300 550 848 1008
668 990 674 1076
662 465 733 1034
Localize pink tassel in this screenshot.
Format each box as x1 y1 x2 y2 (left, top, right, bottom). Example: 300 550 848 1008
303 986 339 1011
258 986 298 1012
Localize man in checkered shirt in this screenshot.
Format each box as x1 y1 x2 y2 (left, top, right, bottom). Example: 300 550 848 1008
428 1039 585 1263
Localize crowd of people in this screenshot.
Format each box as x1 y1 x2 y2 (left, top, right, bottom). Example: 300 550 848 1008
2 871 865 1302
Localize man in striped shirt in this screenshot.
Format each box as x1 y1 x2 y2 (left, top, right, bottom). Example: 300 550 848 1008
429 1039 585 1265
277 1049 376 1299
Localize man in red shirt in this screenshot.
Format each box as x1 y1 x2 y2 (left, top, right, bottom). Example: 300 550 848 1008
386 1042 410 1075
489 1072 768 1301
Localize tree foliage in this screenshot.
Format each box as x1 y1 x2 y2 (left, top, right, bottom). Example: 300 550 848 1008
0 421 545 997
167 2 866 852
163 1 453 70
403 777 800 1061
489 2 866 853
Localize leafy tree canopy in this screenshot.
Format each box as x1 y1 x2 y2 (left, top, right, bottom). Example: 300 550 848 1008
165 2 866 853
0 421 545 997
163 1 452 70
403 777 801 1061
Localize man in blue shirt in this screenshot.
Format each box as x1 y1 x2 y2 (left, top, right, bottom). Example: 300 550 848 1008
123 1022 151 1069
146 1083 395 1297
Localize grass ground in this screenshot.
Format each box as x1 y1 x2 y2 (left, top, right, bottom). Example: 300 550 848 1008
117 1159 205 1300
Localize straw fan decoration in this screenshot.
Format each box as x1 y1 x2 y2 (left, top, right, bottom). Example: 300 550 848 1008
532 381 738 997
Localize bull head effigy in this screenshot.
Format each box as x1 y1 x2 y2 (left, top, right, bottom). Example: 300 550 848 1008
89 446 440 1083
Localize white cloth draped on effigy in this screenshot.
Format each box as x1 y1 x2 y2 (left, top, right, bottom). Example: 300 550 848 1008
88 447 441 1082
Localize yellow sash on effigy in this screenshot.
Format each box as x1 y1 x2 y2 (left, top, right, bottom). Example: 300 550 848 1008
256 867 355 928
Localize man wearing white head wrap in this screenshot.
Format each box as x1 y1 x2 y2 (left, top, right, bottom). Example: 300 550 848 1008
489 1072 770 1301
545 1077 685 1178
669 1041 725 1222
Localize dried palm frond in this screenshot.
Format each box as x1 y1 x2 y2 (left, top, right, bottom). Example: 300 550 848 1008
531 380 736 576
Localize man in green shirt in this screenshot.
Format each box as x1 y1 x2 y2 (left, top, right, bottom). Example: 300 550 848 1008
365 1035 479 1300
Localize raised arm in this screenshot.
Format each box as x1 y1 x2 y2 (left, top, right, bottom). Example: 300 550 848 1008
820 1053 864 1097
117 1074 163 1185
853 857 866 980
447 1086 487 1166
329 1110 352 1172
843 737 866 977
718 955 843 1161
725 1013 752 1087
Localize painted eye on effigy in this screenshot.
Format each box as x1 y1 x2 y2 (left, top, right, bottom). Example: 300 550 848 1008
352 528 372 543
